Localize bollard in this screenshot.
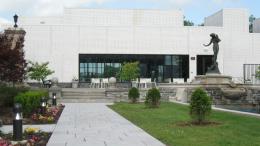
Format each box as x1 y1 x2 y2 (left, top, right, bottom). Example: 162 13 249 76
13 103 23 141
40 97 47 114
52 93 57 106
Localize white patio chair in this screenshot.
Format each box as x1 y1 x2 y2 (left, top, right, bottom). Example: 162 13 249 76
139 78 151 88
91 78 101 88
173 78 184 84
101 78 109 88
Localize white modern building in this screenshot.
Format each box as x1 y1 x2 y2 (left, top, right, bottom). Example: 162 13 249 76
2 8 260 83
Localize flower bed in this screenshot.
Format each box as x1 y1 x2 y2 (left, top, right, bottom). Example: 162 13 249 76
0 104 65 125
30 104 65 124
0 127 51 146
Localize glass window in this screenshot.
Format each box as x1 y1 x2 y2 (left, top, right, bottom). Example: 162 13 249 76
80 68 84 73
88 63 93 68
80 63 84 68
165 55 172 65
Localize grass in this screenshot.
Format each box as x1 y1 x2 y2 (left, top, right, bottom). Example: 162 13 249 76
109 102 260 146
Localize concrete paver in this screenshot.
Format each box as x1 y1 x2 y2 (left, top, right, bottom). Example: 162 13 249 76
47 103 165 146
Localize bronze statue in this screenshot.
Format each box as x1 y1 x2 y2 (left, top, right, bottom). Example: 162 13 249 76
204 33 221 74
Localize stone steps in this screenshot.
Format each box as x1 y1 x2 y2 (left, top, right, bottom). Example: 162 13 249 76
59 98 114 103
60 88 113 103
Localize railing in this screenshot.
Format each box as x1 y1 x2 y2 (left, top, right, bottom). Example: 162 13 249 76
243 64 260 84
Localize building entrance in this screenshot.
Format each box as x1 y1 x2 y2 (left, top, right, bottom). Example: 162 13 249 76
197 55 213 75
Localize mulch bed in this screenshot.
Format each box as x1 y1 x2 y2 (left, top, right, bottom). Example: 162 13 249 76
0 104 65 125
175 121 222 127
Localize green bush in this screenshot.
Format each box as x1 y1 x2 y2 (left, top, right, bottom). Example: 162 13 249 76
190 88 212 124
145 88 161 108
128 87 140 103
14 90 48 116
0 85 29 107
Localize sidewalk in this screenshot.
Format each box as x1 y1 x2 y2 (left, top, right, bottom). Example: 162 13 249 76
47 103 165 146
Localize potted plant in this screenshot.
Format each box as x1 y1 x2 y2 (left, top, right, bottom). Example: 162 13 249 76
72 76 79 88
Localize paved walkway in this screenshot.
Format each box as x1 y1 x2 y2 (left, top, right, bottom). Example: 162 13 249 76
47 103 165 146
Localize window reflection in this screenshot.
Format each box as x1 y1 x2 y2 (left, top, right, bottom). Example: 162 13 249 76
79 54 189 82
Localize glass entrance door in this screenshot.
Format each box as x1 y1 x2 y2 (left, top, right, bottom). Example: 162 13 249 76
197 55 213 75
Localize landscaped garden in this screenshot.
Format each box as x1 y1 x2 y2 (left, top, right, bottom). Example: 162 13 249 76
0 84 64 146
0 127 52 146
110 88 260 146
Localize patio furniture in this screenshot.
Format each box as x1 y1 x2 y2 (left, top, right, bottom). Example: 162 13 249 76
101 78 109 88
173 78 185 84
43 80 52 88
90 78 101 88
139 78 151 88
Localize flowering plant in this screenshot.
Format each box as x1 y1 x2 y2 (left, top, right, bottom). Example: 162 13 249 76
0 137 11 146
25 127 40 134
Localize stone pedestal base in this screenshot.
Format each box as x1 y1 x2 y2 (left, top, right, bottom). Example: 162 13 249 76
193 74 232 84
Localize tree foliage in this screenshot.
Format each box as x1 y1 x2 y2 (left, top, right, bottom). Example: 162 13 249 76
249 14 256 33
190 88 212 124
0 31 27 84
27 61 54 84
145 88 161 108
128 87 140 103
184 16 194 26
255 66 260 79
119 62 140 82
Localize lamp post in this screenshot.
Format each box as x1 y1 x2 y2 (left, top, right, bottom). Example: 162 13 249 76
52 93 57 106
13 14 18 28
40 97 47 114
13 103 23 141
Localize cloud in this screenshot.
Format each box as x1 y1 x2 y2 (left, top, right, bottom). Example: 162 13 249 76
0 0 110 16
0 17 11 24
0 0 241 18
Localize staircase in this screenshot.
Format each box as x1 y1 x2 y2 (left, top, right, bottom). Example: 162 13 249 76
59 88 114 103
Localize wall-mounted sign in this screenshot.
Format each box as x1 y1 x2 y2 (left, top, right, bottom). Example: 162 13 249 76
190 57 196 60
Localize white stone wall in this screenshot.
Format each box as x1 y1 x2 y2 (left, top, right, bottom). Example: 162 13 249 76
2 8 260 82
253 18 260 33
204 10 223 27
63 8 183 27
222 8 249 33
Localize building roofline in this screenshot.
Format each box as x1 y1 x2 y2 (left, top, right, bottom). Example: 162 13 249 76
63 7 183 12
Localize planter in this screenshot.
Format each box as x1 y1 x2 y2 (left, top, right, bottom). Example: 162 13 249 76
72 81 78 88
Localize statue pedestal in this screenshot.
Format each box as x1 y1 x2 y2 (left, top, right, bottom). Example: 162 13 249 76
193 74 232 84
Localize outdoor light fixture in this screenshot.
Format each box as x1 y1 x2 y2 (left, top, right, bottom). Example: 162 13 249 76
13 103 23 141
13 14 18 28
52 93 57 106
40 97 47 114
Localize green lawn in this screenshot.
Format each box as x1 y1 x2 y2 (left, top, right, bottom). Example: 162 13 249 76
109 102 260 146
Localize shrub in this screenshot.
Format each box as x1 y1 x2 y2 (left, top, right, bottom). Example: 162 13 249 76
14 90 48 116
128 87 140 103
145 88 161 108
190 88 212 124
0 85 29 107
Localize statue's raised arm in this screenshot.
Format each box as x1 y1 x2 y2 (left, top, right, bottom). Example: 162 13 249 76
203 39 213 47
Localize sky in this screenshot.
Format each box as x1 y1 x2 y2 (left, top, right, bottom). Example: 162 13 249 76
0 0 259 25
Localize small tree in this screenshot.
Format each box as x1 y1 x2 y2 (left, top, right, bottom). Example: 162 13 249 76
27 61 54 85
128 87 140 103
119 62 140 82
0 30 27 84
145 88 161 108
256 66 260 79
190 88 212 124
184 16 194 26
249 14 256 33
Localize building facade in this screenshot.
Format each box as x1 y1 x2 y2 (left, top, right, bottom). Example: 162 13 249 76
2 8 260 83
